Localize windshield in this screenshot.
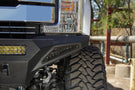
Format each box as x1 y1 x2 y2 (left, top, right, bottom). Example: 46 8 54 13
0 0 58 24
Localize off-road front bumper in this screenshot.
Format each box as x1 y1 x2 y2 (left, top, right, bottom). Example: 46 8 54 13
0 35 89 88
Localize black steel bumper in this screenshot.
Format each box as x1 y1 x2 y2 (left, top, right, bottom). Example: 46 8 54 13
0 35 89 87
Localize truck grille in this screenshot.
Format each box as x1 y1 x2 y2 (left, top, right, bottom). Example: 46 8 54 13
0 26 36 34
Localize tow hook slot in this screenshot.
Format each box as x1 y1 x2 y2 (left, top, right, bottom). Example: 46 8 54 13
0 64 9 76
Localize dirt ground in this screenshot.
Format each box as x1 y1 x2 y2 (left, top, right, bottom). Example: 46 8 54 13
106 66 130 90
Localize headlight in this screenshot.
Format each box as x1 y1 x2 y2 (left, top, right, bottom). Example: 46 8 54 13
0 46 26 55
44 0 79 33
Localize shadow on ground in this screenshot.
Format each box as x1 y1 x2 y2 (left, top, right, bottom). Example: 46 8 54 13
107 82 123 90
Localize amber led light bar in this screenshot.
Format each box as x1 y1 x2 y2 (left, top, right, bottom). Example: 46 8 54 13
0 46 26 55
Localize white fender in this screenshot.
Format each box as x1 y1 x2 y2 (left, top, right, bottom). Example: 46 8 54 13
82 0 91 36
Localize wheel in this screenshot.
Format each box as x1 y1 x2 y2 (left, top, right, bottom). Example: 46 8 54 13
64 46 107 90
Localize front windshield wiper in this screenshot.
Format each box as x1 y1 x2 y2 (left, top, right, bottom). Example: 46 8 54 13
0 0 55 7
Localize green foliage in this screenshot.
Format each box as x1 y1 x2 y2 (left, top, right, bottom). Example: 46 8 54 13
104 0 126 7
110 11 133 28
91 16 107 35
91 0 134 35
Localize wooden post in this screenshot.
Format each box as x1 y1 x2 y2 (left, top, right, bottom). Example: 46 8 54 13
130 59 135 90
105 7 111 65
127 0 132 58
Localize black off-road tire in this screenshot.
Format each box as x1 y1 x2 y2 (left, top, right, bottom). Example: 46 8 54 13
65 46 107 90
